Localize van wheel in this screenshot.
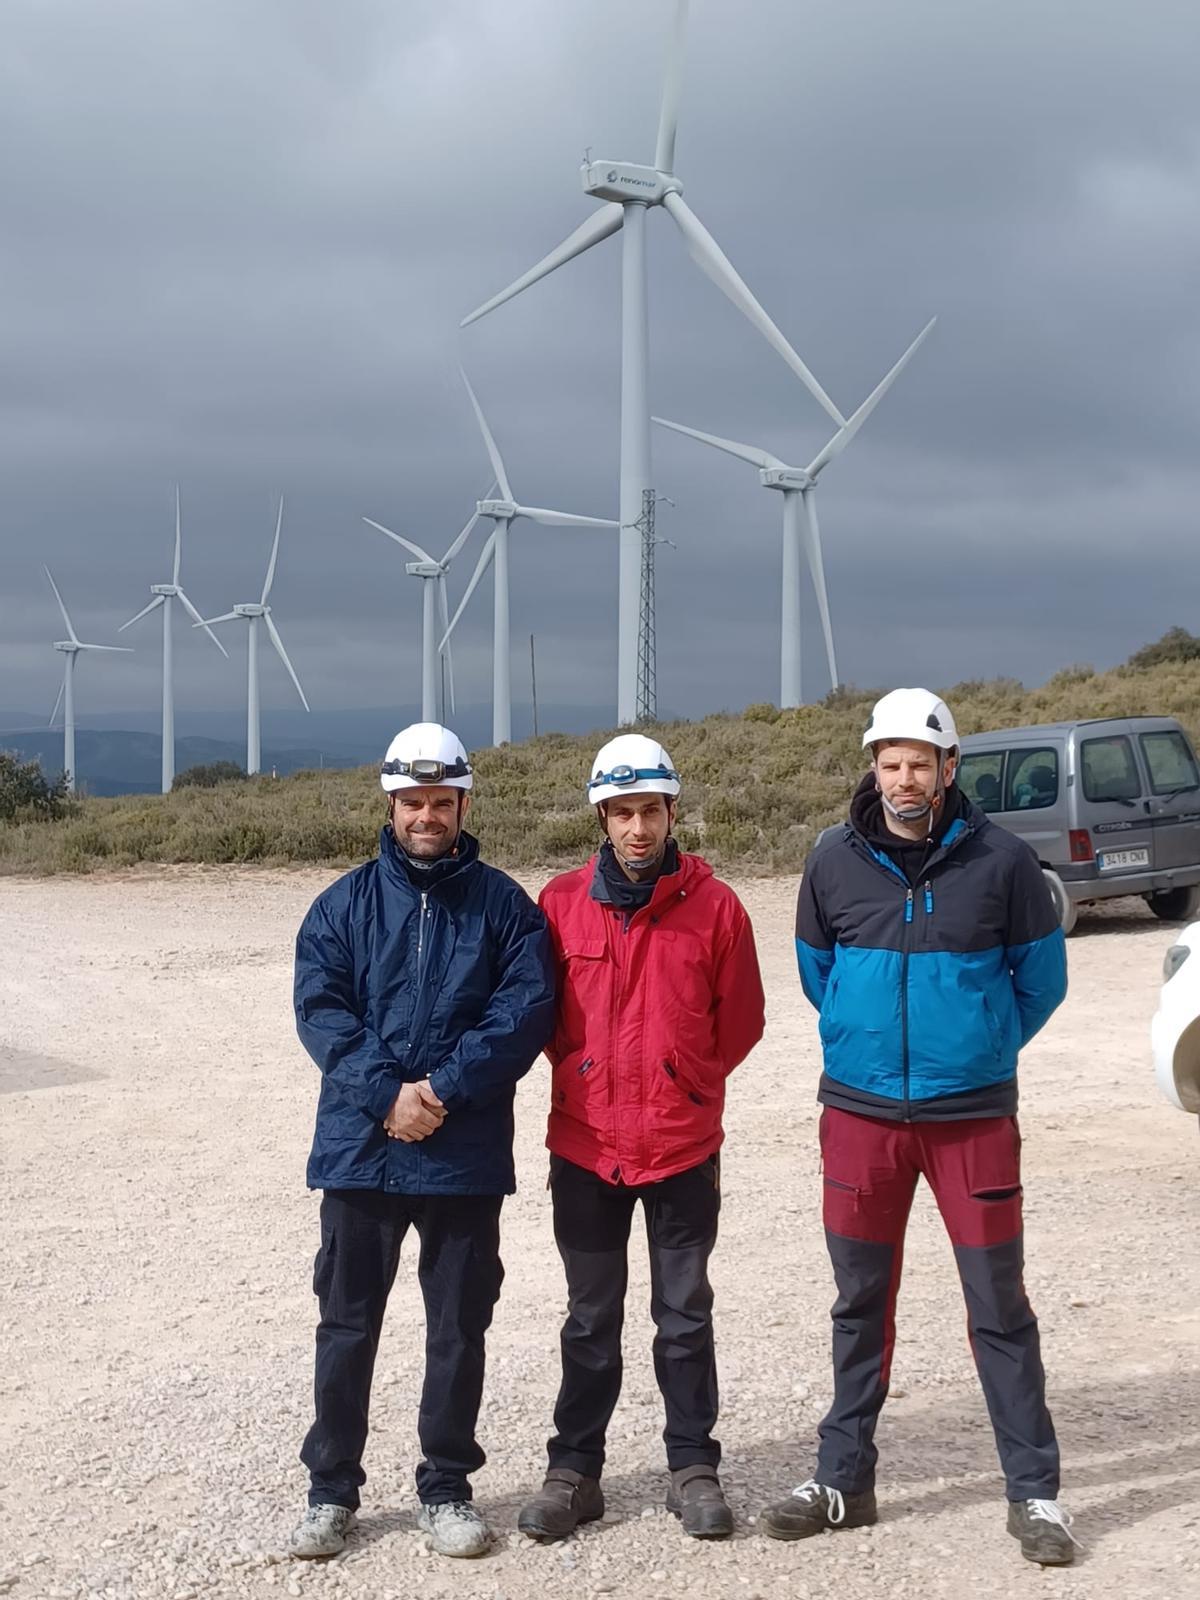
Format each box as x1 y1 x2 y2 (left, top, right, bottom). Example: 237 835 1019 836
1145 884 1200 922
1043 869 1077 935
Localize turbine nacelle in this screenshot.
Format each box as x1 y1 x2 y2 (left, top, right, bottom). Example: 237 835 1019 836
760 466 814 491
53 640 77 653
581 161 680 205
405 560 444 578
478 498 519 520
149 583 178 598
233 603 268 619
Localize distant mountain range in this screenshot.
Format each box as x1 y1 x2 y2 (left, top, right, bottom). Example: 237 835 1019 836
0 699 630 795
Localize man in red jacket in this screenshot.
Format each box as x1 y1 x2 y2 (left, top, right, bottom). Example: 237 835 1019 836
517 734 765 1543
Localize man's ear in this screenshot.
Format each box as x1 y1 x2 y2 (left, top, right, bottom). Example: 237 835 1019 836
459 792 472 823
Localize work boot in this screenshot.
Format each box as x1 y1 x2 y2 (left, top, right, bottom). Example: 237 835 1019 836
666 1464 734 1539
517 1468 605 1542
758 1478 877 1540
417 1500 491 1558
289 1503 357 1558
1007 1499 1079 1565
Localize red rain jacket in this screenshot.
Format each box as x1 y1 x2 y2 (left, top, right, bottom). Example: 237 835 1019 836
538 851 765 1186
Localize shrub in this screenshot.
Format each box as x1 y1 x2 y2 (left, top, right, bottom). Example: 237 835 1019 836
172 760 246 791
1127 627 1200 670
0 751 73 823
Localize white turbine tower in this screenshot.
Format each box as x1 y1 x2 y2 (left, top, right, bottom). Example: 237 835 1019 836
193 497 309 775
461 0 846 725
44 567 132 794
654 318 937 705
439 369 619 747
118 487 229 793
361 503 484 722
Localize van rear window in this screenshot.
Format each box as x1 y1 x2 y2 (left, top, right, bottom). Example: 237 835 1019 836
1081 736 1141 803
959 751 1004 812
1005 748 1058 810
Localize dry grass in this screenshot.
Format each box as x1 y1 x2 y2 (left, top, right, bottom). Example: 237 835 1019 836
4 657 1200 875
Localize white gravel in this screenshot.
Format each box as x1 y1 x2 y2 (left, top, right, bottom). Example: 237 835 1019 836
1 869 1198 1599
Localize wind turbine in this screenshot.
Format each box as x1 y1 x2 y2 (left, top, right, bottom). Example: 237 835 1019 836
654 318 937 705
361 502 484 722
192 497 309 775
461 0 846 726
118 487 228 793
438 368 619 747
44 567 132 794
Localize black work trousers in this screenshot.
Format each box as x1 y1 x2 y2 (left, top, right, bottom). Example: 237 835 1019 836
547 1153 722 1478
300 1187 504 1509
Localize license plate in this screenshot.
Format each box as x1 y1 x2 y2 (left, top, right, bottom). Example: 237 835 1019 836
1098 847 1150 872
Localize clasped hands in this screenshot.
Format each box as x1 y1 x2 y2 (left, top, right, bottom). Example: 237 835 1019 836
383 1079 447 1143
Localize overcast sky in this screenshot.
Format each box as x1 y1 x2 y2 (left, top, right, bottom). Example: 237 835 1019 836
1 0 1198 737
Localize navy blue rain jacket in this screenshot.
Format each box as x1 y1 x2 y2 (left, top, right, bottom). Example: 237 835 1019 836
796 784 1067 1120
295 827 556 1194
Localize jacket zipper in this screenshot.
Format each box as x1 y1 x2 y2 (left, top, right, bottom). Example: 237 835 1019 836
410 889 432 1186
606 882 683 1184
901 888 913 1119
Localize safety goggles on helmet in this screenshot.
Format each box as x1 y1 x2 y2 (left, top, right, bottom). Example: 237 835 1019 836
587 763 680 793
380 756 472 783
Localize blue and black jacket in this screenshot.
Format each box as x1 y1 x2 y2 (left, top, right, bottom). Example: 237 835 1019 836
795 776 1067 1120
295 827 556 1194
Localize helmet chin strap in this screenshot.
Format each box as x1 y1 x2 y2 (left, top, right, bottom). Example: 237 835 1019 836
878 761 954 835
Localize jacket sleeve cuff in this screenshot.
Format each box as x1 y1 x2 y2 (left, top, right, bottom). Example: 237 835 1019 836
426 1065 464 1113
364 1073 403 1122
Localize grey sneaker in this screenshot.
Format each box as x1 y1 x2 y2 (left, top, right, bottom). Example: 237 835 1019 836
289 1503 356 1558
417 1500 491 1558
759 1478 877 1540
1007 1499 1079 1565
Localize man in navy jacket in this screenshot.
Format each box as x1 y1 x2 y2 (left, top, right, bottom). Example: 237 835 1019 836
759 689 1076 1567
289 724 555 1562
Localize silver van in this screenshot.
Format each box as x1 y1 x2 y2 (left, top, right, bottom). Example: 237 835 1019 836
957 716 1200 934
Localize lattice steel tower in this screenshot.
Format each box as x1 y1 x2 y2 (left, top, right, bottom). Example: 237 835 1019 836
635 489 658 723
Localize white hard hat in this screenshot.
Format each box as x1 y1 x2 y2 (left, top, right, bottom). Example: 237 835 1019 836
862 688 959 752
587 733 681 804
380 723 473 793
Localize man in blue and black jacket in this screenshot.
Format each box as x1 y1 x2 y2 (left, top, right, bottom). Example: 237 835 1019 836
288 723 555 1562
759 689 1076 1566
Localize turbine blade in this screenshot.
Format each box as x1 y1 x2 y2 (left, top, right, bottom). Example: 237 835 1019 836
191 611 239 628
176 589 230 656
362 517 432 563
438 528 497 652
460 204 624 327
172 484 182 584
76 643 134 653
801 489 838 688
654 0 688 172
264 612 310 712
48 679 64 728
118 594 165 632
663 192 846 427
459 367 514 502
437 574 455 715
515 505 620 529
653 415 785 471
43 567 78 643
261 495 284 604
805 317 938 477
440 509 480 567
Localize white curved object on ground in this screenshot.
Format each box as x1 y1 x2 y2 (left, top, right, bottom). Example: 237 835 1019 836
1150 920 1200 1114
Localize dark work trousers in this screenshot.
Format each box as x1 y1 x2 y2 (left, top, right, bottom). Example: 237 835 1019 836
300 1187 504 1510
817 1106 1060 1501
547 1153 722 1478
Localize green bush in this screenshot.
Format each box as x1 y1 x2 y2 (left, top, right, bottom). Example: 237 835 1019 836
1127 627 1200 670
172 760 246 790
0 750 74 823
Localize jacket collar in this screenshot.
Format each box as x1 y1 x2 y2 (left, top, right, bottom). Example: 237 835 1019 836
377 824 481 898
845 773 987 878
588 846 711 921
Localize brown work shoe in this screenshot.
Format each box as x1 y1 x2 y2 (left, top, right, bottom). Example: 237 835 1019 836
666 1465 734 1539
759 1478 877 1540
517 1468 605 1542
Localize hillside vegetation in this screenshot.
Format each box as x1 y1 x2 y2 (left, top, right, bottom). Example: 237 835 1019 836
4 648 1200 876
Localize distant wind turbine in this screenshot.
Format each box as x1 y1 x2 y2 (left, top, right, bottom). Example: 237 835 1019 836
118 487 228 793
192 497 309 775
361 502 484 722
654 318 936 704
45 567 132 794
461 0 844 725
439 368 618 746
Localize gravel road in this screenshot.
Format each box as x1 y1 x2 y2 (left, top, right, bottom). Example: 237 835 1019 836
1 869 1197 1599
